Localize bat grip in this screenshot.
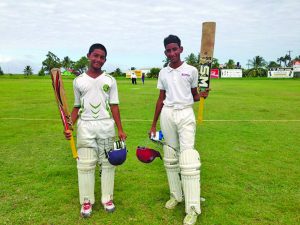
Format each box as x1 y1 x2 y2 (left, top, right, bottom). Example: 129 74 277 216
69 134 78 159
197 97 205 123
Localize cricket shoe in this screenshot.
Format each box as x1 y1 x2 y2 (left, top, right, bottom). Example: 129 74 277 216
165 197 179 209
103 200 115 213
183 209 198 225
80 199 92 218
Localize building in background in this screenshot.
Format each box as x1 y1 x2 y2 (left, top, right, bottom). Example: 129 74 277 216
126 68 151 78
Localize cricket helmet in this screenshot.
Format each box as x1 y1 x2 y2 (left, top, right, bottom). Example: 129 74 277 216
136 146 162 163
106 141 127 166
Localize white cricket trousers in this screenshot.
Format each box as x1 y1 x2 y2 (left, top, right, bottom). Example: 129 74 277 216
76 119 116 205
160 106 201 214
160 106 196 151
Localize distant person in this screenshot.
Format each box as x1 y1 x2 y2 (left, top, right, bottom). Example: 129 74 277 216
141 73 145 85
64 43 127 217
131 73 137 84
149 35 209 225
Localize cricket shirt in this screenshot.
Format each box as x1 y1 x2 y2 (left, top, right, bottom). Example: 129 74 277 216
73 72 119 120
157 62 198 109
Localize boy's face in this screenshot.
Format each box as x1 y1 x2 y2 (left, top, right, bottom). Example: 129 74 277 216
164 43 183 64
87 49 106 70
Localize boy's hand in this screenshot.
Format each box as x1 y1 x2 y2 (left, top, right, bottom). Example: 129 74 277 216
149 127 156 138
118 130 127 141
64 129 72 140
200 88 211 99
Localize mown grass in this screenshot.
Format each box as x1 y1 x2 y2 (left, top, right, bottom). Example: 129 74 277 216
0 76 299 225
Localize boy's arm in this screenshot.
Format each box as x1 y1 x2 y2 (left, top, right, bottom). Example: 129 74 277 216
64 107 79 140
150 90 165 137
110 104 127 141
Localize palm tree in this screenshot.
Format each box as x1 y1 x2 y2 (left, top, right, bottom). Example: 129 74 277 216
225 59 235 69
61 56 74 71
284 54 291 67
23 65 33 76
251 56 266 69
267 61 280 69
277 57 284 67
248 56 267 77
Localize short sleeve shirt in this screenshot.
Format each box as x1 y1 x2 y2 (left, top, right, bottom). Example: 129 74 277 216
73 72 119 120
157 62 198 109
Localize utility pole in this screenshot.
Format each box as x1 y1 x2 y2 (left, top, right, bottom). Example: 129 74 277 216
287 50 292 66
246 59 251 69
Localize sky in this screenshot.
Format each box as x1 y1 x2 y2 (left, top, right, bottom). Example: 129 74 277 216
0 0 299 74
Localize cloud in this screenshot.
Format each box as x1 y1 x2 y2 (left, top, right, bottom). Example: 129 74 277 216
0 0 299 73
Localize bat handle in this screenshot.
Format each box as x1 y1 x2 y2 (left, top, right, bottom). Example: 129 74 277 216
69 135 78 159
197 97 205 123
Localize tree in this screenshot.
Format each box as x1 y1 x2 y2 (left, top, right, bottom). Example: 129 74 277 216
294 55 300 61
246 56 267 77
267 61 280 69
284 54 291 67
277 57 285 67
212 58 220 68
251 56 266 69
147 68 160 78
24 65 33 76
73 56 88 74
0 66 3 75
185 53 198 68
61 56 74 71
113 68 123 77
42 51 61 74
225 59 235 69
38 67 46 76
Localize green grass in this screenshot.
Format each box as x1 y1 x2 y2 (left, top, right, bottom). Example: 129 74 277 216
0 76 299 225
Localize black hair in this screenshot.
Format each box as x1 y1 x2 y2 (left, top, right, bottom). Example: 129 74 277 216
88 43 107 57
163 35 181 47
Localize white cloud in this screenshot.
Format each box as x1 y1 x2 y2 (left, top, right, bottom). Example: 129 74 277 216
0 0 299 73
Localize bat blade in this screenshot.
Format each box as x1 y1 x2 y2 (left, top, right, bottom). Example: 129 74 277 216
50 68 78 159
51 68 72 130
198 22 216 123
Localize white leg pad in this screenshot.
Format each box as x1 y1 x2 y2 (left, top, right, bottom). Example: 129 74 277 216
77 148 97 204
163 145 183 202
179 149 201 214
100 158 115 204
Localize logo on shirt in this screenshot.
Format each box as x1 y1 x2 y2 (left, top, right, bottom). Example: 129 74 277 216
181 73 190 77
103 84 110 92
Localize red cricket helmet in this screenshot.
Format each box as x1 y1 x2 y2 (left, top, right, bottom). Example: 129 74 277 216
136 146 162 163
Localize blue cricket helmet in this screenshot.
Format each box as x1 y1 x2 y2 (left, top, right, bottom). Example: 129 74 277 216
106 140 127 166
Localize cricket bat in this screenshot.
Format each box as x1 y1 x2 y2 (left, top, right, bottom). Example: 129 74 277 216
50 68 78 159
198 22 216 123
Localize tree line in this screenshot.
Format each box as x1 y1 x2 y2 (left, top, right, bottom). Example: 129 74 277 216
0 51 299 77
184 53 300 77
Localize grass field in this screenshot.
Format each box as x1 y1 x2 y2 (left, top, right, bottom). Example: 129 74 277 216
0 76 299 225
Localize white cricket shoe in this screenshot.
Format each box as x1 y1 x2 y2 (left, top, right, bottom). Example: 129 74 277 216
80 198 92 218
183 210 198 225
103 200 115 213
165 197 179 209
